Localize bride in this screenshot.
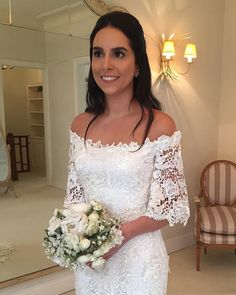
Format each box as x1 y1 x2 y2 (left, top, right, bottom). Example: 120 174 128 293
64 11 190 295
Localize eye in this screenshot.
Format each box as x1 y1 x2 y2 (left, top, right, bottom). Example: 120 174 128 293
92 49 103 58
113 49 125 58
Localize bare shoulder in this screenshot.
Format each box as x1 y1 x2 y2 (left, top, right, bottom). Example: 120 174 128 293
70 112 95 136
148 109 177 140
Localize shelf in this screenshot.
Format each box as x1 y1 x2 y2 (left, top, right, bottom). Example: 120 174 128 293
30 136 45 140
27 84 44 139
29 98 43 101
30 123 44 127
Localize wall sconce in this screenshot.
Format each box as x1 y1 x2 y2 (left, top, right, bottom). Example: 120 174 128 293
159 34 197 80
1 65 14 70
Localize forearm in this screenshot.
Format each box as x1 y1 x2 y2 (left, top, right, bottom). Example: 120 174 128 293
121 216 168 243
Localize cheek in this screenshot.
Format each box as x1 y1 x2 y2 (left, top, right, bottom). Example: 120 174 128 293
124 60 136 72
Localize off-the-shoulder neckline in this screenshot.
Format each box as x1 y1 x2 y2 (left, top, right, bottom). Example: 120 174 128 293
70 129 181 149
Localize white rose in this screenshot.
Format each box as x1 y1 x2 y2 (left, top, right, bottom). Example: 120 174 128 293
73 213 88 234
64 233 80 251
93 248 105 257
61 213 88 235
60 223 69 234
89 255 97 262
79 238 91 251
48 216 61 234
88 211 99 221
69 203 91 214
86 220 99 236
62 208 72 217
77 254 92 265
91 257 105 269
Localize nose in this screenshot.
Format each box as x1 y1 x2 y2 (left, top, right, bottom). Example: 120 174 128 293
103 55 114 70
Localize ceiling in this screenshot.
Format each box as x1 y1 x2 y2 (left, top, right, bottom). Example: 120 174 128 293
0 0 96 36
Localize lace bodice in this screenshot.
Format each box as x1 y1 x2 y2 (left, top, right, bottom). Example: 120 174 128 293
64 130 189 226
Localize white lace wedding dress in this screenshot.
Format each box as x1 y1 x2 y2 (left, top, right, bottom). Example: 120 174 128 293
64 130 190 295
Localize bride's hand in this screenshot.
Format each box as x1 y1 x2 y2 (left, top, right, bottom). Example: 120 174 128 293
102 223 131 261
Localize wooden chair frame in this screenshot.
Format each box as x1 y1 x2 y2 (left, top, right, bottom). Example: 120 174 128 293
194 160 236 271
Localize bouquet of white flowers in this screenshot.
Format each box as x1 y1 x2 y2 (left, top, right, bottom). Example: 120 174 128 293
43 200 124 270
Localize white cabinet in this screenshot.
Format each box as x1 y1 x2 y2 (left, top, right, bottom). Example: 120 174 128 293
27 84 46 175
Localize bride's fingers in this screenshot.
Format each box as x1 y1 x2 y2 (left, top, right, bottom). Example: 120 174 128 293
103 246 118 260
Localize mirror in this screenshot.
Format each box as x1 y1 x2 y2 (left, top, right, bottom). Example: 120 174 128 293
0 0 127 288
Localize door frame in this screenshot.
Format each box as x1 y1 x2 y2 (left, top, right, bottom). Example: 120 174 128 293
0 59 52 184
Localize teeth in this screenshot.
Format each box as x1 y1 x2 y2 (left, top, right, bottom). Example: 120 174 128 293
102 76 118 81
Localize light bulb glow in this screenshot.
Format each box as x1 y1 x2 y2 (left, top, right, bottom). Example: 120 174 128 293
162 40 175 60
184 43 197 63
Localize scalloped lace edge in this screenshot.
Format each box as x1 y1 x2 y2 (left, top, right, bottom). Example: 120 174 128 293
69 129 181 149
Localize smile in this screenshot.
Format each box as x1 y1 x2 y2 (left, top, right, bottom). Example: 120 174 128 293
101 76 119 81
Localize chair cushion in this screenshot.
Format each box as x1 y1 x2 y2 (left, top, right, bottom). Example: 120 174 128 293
204 162 236 205
200 206 236 234
200 231 236 245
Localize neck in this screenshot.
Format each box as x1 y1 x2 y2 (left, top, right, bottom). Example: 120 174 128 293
104 92 139 118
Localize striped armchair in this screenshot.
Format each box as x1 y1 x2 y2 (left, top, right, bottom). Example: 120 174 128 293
194 160 236 271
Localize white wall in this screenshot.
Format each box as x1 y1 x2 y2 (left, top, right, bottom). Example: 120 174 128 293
218 0 236 162
107 0 225 241
0 25 45 63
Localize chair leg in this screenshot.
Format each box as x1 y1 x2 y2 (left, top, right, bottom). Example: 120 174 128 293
204 246 207 254
196 243 201 271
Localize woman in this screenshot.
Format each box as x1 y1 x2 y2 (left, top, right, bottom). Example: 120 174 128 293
64 11 190 295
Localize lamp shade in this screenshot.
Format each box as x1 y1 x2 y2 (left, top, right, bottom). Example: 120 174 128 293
162 40 175 59
184 43 197 63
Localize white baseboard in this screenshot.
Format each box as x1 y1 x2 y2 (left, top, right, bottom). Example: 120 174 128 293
165 231 195 254
0 232 195 295
0 270 74 295
52 180 66 191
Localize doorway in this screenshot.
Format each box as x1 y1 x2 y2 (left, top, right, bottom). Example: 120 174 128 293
1 65 47 186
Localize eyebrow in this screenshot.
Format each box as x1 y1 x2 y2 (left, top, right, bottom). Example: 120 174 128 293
92 46 128 52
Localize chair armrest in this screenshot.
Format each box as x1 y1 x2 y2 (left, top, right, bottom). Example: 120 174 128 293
194 196 200 204
194 196 202 210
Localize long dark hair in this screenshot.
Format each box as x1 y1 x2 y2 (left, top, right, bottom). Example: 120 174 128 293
85 11 162 146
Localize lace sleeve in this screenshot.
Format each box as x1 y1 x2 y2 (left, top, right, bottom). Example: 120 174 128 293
145 131 190 226
64 131 85 206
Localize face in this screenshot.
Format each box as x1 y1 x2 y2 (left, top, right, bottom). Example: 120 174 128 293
91 26 138 99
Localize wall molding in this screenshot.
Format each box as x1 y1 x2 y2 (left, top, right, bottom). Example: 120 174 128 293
165 231 195 254
0 270 74 295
